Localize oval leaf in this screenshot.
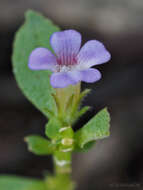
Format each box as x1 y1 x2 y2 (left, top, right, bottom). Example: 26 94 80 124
25 135 56 155
75 108 110 149
12 10 60 118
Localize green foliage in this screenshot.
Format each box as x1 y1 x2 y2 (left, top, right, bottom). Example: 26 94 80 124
11 9 111 190
70 89 91 123
75 108 110 149
74 106 90 122
25 135 56 155
12 10 60 118
45 118 63 139
45 175 75 190
0 176 46 190
74 141 96 152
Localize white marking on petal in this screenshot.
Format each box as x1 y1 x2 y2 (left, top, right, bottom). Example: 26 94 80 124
55 64 80 73
74 63 87 71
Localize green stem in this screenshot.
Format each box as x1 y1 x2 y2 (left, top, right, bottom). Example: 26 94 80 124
53 151 75 190
45 151 75 190
46 84 81 190
54 152 72 175
45 126 75 190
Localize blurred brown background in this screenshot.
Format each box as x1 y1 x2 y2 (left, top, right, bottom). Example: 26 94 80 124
0 0 143 190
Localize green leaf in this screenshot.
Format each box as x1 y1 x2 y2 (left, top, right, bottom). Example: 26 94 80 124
70 89 91 123
45 118 63 139
0 176 46 190
75 106 90 120
25 135 56 155
75 108 110 149
12 10 60 118
74 141 96 152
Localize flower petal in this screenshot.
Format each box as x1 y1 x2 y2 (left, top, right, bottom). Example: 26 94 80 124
28 47 57 71
50 30 81 65
77 40 111 68
80 68 101 83
50 71 81 88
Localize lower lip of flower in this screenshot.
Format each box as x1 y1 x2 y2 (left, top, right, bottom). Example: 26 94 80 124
55 65 74 72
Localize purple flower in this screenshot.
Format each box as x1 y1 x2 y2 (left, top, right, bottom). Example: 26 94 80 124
28 30 111 88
